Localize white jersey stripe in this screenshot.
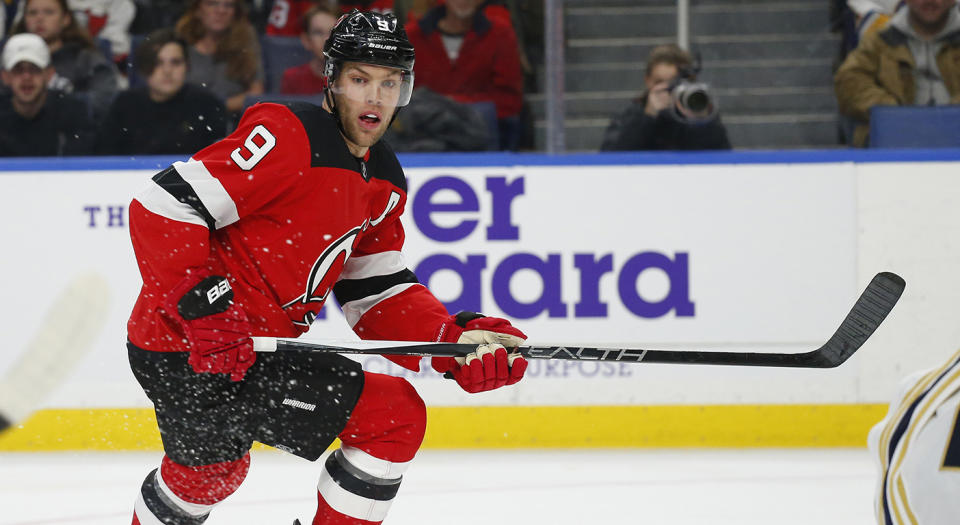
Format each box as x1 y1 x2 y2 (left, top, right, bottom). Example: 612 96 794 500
135 184 209 228
339 251 407 281
174 159 241 229
340 283 418 328
316 472 393 522
341 445 411 480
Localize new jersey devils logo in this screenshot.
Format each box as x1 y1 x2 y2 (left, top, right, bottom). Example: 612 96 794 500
283 191 401 327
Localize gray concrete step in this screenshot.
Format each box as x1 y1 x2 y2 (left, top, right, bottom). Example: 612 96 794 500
563 0 674 6
540 0 841 150
526 86 836 119
540 58 834 92
534 112 839 151
567 33 839 63
566 3 831 39
723 113 839 148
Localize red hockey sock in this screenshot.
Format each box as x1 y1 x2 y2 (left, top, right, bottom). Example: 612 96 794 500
313 488 383 525
132 453 250 524
312 373 426 524
313 447 407 524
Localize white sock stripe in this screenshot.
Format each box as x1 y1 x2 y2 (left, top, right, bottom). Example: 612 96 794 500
317 473 394 522
156 470 217 517
133 493 167 525
341 446 411 480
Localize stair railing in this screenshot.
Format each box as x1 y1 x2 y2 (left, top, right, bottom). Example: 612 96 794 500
544 0 566 153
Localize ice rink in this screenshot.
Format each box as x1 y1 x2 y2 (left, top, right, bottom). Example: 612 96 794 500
1 448 878 524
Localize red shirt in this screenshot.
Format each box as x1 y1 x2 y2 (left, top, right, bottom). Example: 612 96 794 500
281 63 327 94
266 0 312 36
405 7 523 118
267 0 395 36
127 102 447 371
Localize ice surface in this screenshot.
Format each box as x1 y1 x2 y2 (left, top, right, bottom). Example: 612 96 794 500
0 448 876 524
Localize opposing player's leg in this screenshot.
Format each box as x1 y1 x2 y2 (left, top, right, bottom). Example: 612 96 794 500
312 372 427 525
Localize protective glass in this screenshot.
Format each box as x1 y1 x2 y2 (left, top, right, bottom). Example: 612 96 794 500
329 65 414 108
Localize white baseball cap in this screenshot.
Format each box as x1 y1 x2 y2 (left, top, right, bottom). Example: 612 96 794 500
2 33 51 71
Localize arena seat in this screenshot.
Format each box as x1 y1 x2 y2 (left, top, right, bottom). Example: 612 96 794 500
869 105 960 148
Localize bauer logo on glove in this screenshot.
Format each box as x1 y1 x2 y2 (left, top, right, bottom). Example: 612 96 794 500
177 275 234 319
431 311 528 393
163 273 256 381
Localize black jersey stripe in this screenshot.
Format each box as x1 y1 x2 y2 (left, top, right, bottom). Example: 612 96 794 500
152 166 217 230
944 404 960 468
140 469 210 524
324 451 401 501
333 269 419 305
280 102 407 192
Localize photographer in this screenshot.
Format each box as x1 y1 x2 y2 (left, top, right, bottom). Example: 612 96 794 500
600 44 731 151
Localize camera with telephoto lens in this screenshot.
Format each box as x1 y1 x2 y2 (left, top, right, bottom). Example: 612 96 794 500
668 57 718 122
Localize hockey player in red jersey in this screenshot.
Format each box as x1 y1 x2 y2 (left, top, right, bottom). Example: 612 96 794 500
126 10 527 525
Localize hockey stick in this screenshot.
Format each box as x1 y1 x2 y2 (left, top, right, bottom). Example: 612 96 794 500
252 272 905 369
0 272 111 433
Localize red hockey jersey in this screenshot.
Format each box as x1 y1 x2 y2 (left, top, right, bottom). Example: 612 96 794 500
126 102 448 370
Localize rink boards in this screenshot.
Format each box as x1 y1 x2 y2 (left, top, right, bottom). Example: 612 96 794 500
1 149 959 450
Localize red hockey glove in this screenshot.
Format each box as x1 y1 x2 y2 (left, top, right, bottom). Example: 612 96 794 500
163 273 256 382
431 312 528 393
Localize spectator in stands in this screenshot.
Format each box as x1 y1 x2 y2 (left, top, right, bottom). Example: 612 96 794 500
10 0 137 63
267 0 335 36
600 44 731 151
129 0 185 35
11 0 119 120
849 0 903 41
405 0 523 149
94 28 226 155
175 0 264 116
66 0 136 64
1 0 22 39
834 0 960 147
0 33 94 156
279 2 337 94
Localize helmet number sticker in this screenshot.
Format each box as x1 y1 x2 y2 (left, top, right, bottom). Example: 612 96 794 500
376 19 392 31
230 125 276 171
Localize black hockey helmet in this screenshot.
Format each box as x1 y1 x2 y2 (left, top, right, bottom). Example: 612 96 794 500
323 9 415 106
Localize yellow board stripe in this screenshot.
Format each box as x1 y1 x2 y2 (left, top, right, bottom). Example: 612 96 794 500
0 404 888 452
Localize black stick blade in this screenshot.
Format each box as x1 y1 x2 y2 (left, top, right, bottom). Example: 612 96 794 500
801 271 906 368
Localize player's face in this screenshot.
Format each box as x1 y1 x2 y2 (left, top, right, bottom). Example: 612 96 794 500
198 0 237 35
24 0 70 43
1 62 51 105
301 11 337 59
147 43 187 102
332 63 404 151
